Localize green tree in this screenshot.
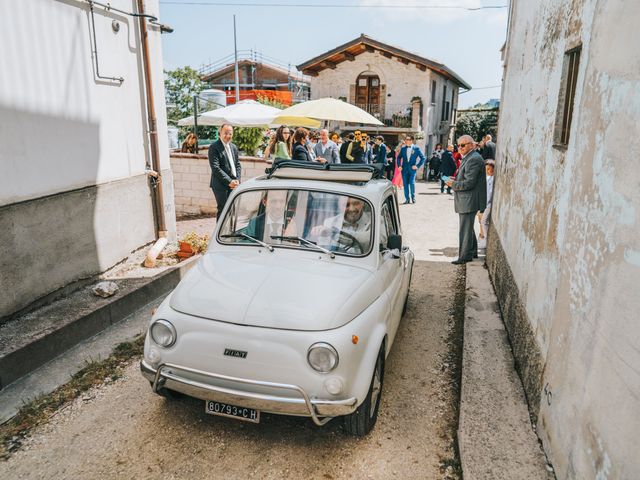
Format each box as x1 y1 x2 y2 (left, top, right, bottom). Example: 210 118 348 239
164 67 204 126
454 108 498 142
164 67 217 142
231 95 286 155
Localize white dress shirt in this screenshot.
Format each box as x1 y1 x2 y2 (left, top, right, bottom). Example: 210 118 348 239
222 140 236 177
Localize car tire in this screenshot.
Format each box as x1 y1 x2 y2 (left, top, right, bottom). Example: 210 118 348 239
402 261 413 317
402 291 409 316
343 342 385 436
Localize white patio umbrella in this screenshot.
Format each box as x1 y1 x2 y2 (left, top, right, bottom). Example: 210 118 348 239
177 100 320 128
177 100 279 127
271 97 384 126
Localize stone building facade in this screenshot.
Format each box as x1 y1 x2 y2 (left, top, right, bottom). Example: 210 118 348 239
298 35 471 152
488 1 640 478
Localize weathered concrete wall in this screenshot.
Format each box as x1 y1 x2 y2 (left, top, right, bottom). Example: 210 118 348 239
0 0 176 319
170 153 269 216
309 50 459 139
488 0 640 478
0 171 174 321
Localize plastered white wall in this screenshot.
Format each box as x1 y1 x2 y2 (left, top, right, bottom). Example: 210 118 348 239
0 0 170 206
493 0 640 478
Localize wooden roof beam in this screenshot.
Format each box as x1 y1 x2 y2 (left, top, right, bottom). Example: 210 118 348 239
382 51 393 58
364 44 375 53
343 52 356 61
416 64 427 71
321 60 337 69
303 69 319 77
397 57 410 64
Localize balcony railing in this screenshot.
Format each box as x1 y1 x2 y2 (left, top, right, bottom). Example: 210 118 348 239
348 102 414 128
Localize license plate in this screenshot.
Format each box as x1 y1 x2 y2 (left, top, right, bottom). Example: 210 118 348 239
205 400 260 423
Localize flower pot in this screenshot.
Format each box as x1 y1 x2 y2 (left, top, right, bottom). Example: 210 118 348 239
179 241 193 254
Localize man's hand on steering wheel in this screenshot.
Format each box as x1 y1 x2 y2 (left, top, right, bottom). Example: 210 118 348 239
329 227 363 254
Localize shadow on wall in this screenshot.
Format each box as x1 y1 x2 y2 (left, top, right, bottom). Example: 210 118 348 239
0 106 102 322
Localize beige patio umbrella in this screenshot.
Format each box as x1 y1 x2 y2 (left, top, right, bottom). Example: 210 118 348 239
272 97 384 126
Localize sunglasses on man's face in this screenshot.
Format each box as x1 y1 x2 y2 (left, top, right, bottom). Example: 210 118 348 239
458 143 469 148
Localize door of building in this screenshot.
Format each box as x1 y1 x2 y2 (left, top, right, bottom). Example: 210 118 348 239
355 73 381 116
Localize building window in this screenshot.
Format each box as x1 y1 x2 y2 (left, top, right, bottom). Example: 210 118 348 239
441 85 447 120
450 90 455 122
431 80 436 104
553 45 581 147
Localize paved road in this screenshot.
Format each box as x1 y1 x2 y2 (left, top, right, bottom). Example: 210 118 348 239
1 181 465 480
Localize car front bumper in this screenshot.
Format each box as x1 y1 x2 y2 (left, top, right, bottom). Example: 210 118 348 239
141 360 358 426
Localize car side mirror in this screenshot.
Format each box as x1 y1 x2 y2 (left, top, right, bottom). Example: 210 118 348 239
387 234 402 251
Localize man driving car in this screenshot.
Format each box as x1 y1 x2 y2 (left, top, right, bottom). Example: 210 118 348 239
310 196 372 253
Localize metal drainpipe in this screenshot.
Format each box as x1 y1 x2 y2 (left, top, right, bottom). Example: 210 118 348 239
137 0 167 238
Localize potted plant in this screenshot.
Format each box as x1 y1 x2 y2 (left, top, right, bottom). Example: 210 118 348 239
178 232 210 258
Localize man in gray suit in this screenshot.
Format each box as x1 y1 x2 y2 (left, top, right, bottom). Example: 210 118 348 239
446 135 487 264
313 129 340 164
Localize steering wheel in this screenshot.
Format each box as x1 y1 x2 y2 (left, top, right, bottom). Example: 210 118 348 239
330 227 364 254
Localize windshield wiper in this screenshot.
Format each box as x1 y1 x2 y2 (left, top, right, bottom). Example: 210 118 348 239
271 235 335 259
220 232 274 252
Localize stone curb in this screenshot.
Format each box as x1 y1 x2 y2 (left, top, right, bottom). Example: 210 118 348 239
0 258 198 391
457 262 553 480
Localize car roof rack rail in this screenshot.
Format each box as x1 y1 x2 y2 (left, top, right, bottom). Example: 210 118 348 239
265 159 385 183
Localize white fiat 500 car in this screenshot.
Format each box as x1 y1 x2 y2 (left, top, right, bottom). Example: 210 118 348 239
141 161 414 436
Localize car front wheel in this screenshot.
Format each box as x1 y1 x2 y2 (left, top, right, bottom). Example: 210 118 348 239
343 342 385 436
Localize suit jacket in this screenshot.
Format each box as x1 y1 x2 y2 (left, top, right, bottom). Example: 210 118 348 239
439 151 457 176
345 141 365 163
482 141 496 160
313 140 340 163
339 141 350 163
239 213 265 239
452 151 486 214
397 145 426 170
375 143 387 164
292 142 312 161
208 139 241 192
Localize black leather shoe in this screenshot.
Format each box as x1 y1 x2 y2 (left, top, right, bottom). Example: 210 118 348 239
451 258 471 265
402 200 410 205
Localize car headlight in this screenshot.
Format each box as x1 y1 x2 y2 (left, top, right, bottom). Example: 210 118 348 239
150 319 176 348
307 343 339 373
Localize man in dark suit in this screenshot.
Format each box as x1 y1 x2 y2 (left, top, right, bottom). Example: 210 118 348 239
439 145 457 194
374 136 387 175
340 133 353 163
208 124 241 220
446 135 487 264
481 134 496 160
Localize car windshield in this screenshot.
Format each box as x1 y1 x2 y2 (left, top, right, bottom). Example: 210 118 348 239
218 189 374 256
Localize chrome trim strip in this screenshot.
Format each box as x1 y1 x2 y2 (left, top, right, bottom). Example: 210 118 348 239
140 360 357 425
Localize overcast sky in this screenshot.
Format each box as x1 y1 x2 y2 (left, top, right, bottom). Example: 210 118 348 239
158 0 509 108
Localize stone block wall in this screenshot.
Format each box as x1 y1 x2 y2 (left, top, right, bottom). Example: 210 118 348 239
170 152 268 217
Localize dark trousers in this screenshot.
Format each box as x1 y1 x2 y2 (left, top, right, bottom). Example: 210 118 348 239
458 212 478 260
385 164 394 181
440 178 451 194
212 187 231 220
